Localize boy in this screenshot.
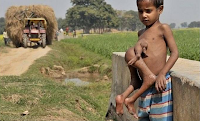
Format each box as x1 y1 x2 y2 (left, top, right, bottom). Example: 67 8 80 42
115 0 179 120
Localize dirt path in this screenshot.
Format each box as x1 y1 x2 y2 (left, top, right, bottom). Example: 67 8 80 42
0 46 51 76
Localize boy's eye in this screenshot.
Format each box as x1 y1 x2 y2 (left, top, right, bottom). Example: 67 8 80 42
138 10 143 13
146 9 152 13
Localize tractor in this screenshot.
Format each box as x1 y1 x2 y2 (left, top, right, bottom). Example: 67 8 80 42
22 18 47 48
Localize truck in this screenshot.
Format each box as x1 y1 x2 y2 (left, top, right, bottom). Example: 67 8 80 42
23 18 47 48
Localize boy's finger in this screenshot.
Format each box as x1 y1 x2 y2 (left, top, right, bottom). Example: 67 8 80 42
127 61 132 65
155 83 160 92
128 59 136 65
142 47 147 53
160 83 165 91
158 82 163 92
161 80 167 91
163 81 167 90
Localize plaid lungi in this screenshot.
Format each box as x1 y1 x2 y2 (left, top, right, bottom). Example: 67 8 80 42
138 73 173 121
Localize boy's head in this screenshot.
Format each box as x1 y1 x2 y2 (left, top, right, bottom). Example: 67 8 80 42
136 0 164 27
137 0 163 8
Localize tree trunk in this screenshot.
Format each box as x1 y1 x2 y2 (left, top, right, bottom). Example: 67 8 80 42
84 26 90 34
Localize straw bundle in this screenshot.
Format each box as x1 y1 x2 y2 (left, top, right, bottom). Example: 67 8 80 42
5 5 58 47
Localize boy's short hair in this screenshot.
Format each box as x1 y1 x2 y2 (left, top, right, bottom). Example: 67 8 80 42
137 0 163 8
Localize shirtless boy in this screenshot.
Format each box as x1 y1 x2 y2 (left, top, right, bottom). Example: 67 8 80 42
115 0 179 120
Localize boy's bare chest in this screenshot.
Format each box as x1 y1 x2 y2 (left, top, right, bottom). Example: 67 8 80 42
139 29 163 42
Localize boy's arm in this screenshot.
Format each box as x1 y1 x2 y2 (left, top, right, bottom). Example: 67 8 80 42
138 29 145 37
155 24 179 92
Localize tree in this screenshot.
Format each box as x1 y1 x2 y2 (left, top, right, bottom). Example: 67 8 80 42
57 18 67 30
66 0 119 33
181 22 187 28
188 21 200 28
116 10 144 31
169 23 176 29
0 17 5 34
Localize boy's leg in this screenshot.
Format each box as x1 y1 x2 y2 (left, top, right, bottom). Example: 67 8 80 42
116 85 134 114
124 47 156 118
116 65 141 114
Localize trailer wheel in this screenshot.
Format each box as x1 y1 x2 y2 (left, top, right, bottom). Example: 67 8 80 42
15 42 21 48
42 34 46 48
23 34 28 48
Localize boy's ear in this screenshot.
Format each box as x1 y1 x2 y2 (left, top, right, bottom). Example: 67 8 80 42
158 5 164 14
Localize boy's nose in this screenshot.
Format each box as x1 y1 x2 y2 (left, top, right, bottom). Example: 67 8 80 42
142 13 147 18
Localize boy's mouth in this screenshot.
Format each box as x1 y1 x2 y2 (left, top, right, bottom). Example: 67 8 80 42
143 20 149 22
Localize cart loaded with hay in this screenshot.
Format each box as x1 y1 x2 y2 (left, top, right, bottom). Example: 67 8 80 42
5 5 58 48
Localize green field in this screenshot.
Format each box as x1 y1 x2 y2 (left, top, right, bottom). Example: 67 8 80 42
0 35 3 40
65 28 200 61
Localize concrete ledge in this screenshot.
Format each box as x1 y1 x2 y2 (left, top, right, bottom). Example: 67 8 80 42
106 52 200 121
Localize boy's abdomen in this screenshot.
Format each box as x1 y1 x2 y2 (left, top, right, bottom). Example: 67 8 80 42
143 51 167 76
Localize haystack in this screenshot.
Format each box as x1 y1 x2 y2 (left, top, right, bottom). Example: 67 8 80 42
5 5 58 47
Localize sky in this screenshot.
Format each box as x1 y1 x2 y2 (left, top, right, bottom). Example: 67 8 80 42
0 0 200 27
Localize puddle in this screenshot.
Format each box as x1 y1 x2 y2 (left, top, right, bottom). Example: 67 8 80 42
65 78 90 86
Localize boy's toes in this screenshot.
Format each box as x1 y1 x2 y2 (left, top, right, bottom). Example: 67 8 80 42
129 111 138 119
116 110 123 115
133 113 138 119
117 113 123 117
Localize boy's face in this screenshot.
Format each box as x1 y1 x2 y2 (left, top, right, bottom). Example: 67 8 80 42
137 0 163 26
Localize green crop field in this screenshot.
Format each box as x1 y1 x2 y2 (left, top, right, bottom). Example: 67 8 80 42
0 35 5 48
173 28 199 61
64 28 200 61
0 35 3 40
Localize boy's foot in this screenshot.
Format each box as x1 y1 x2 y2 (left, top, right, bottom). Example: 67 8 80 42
115 95 124 114
124 98 138 119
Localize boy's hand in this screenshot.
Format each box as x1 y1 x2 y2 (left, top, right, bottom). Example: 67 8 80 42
155 74 166 92
127 58 138 66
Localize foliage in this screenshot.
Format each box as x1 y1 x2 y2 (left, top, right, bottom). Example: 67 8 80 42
0 17 5 34
116 10 144 31
188 21 200 28
65 28 200 61
169 23 176 29
66 0 119 33
57 17 67 30
181 22 187 28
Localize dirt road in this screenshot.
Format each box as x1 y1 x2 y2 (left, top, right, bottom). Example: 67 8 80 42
0 46 51 76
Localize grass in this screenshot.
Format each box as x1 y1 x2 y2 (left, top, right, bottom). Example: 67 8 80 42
0 34 3 40
0 41 112 121
65 32 137 59
65 28 200 61
0 35 7 53
173 28 200 61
